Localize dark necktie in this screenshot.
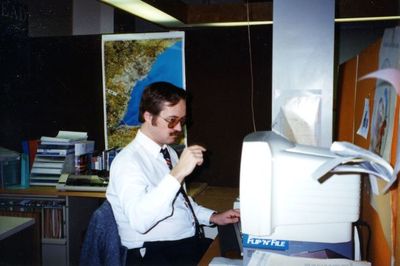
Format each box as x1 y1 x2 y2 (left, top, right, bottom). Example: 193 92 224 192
160 148 204 238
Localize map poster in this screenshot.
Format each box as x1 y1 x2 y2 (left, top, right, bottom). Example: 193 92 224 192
102 32 185 149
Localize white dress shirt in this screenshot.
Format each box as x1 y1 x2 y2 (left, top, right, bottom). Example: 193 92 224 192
106 130 215 249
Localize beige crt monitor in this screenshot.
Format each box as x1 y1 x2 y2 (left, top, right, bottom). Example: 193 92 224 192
239 131 361 244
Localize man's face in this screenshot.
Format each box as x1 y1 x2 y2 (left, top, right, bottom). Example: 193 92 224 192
147 99 186 145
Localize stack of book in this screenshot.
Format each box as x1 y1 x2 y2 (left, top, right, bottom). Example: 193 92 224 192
30 141 75 186
30 131 94 186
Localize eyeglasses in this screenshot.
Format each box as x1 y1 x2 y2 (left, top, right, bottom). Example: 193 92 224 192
159 115 186 128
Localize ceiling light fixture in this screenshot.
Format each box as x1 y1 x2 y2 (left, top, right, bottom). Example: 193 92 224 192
101 0 400 28
101 0 184 27
187 21 273 27
335 16 400 23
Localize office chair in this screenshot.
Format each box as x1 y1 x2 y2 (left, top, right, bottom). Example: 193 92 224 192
80 200 127 266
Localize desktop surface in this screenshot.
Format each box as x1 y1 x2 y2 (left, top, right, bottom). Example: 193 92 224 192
0 216 34 241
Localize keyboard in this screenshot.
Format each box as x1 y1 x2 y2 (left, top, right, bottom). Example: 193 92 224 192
56 183 107 192
217 221 243 257
56 174 108 192
233 221 243 254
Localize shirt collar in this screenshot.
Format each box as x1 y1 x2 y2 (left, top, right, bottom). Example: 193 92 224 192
136 130 165 159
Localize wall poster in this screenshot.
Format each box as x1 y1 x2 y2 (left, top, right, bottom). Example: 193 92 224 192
102 32 185 149
369 27 399 161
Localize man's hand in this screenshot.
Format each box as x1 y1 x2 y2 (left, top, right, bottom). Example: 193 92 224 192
170 145 206 183
210 209 240 225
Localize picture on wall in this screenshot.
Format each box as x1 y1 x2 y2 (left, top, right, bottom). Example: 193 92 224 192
369 27 399 161
102 31 186 149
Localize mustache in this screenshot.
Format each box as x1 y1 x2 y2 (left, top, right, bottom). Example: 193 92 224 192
169 131 181 137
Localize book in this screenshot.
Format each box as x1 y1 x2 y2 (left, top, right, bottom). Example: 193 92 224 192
74 140 95 156
29 180 60 186
75 154 91 174
21 140 29 155
30 175 60 181
31 167 62 175
42 207 64 239
40 130 88 144
34 156 66 163
25 139 39 171
37 144 76 149
74 140 95 174
90 148 119 172
32 161 64 169
36 148 74 157
30 152 75 187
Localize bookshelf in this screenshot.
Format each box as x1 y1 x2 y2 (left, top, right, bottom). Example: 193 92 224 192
0 190 101 266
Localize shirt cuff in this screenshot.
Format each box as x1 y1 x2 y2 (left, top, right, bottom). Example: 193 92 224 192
164 173 182 189
199 208 217 226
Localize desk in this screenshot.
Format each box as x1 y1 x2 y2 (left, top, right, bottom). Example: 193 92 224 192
199 237 222 266
0 187 102 265
0 182 210 199
199 236 242 266
193 185 238 212
0 186 105 198
0 216 36 264
0 184 238 265
194 186 240 265
0 216 34 241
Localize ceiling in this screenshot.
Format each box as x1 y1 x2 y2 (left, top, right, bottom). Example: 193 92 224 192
124 0 400 27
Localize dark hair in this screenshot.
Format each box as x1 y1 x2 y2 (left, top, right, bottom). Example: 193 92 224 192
139 82 186 123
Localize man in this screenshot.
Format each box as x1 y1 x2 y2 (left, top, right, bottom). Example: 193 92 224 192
106 82 240 265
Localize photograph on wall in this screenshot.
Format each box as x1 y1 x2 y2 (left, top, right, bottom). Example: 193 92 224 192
369 85 392 157
102 32 185 149
356 98 370 139
369 27 399 161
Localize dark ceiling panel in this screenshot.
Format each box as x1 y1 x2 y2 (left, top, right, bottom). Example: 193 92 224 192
142 0 399 26
186 2 273 23
337 0 399 19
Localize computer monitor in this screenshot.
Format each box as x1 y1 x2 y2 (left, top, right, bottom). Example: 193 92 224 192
239 131 361 259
